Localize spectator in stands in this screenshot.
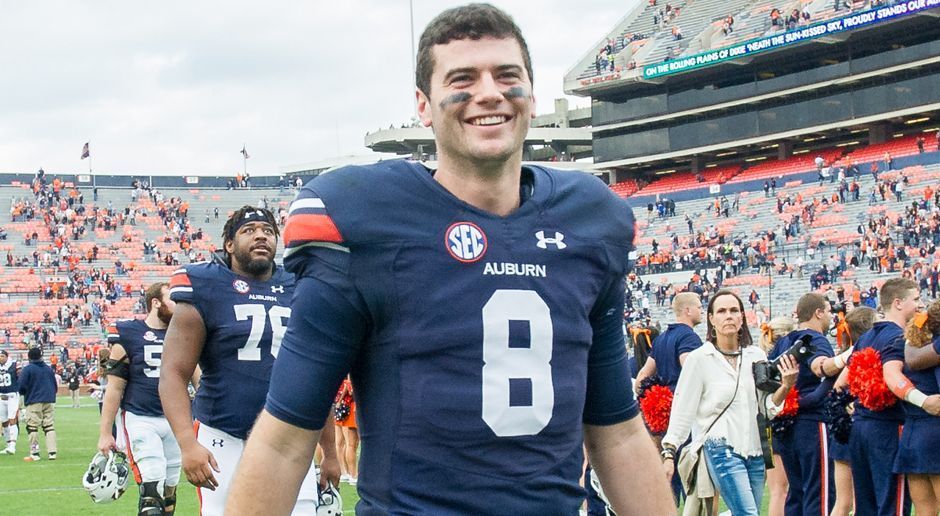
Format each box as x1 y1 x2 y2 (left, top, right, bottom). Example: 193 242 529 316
721 15 734 35
671 25 683 40
787 9 801 30
19 346 57 462
916 135 925 153
883 151 893 171
770 8 784 30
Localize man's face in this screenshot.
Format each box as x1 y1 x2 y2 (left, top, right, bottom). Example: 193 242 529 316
817 303 833 334
0 354 7 366
687 303 703 326
225 221 276 277
155 287 176 325
896 289 923 322
416 36 535 167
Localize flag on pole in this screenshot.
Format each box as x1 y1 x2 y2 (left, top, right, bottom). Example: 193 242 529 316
240 146 249 159
81 142 90 160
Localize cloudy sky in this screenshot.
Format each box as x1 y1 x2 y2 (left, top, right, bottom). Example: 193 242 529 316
0 1 633 177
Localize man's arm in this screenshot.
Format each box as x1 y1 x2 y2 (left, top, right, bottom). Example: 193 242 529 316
316 416 341 489
633 357 656 393
585 416 677 516
158 302 217 489
885 360 940 416
905 341 940 371
227 410 321 514
97 344 127 455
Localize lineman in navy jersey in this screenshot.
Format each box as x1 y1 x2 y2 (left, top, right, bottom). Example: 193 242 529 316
229 5 675 515
99 282 182 515
0 350 19 454
159 206 339 516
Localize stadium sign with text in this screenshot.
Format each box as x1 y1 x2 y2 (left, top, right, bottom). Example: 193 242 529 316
643 0 938 79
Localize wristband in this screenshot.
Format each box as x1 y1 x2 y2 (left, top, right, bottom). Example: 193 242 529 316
905 389 928 408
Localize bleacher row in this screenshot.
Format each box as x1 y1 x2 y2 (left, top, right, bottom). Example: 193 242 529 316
609 134 927 199
0 184 298 361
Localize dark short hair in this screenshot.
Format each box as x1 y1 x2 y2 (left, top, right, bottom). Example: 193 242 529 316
28 346 42 360
796 293 828 323
415 3 533 96
879 278 918 309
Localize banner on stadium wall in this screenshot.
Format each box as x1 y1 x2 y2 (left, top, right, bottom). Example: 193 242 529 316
77 175 91 183
185 176 199 184
642 0 938 80
709 184 721 194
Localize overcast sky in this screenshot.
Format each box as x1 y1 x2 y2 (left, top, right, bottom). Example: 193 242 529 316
0 1 633 177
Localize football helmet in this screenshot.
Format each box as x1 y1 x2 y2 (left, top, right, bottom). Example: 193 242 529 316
83 451 129 504
590 469 617 516
317 482 343 516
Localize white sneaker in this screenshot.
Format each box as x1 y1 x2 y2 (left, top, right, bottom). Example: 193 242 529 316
3 445 13 455
349 477 357 486
340 474 352 483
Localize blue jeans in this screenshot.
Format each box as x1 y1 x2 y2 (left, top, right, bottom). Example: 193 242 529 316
703 438 765 516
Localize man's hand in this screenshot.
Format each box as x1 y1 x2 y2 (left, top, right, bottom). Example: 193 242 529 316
318 454 341 490
97 433 117 456
181 441 220 490
778 354 799 388
922 394 940 416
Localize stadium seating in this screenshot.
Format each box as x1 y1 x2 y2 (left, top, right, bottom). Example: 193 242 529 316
0 183 295 361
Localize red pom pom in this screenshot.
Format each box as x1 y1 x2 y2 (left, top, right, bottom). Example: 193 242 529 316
847 347 897 411
639 385 673 434
779 387 800 417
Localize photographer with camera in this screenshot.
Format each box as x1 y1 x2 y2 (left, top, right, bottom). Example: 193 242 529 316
767 292 842 515
661 290 797 516
846 278 921 515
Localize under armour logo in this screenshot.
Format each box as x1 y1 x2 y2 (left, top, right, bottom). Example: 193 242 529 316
271 285 284 294
211 439 224 448
245 211 262 219
535 231 567 250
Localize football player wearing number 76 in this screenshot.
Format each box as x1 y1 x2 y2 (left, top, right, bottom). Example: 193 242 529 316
228 4 675 515
159 206 340 516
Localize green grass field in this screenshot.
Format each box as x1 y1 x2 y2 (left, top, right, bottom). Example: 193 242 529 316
0 396 361 515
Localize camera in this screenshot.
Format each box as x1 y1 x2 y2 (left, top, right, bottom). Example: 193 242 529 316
753 334 815 392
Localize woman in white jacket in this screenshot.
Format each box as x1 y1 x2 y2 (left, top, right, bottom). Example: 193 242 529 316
660 290 798 515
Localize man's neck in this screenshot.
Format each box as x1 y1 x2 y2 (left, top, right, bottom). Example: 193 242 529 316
434 153 524 217
798 323 821 334
883 311 906 328
675 318 694 328
231 260 274 282
143 312 168 331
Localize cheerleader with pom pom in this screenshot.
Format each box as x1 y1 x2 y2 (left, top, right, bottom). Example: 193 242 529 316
894 303 940 515
846 278 922 516
827 306 876 516
661 291 798 516
758 317 796 516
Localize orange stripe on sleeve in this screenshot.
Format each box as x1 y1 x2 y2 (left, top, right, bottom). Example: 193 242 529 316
169 272 192 288
283 213 343 245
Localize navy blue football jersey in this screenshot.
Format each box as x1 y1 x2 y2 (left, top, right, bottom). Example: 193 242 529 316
266 161 638 515
0 360 18 394
169 259 295 439
850 321 906 422
650 323 702 391
107 319 167 417
770 328 834 421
